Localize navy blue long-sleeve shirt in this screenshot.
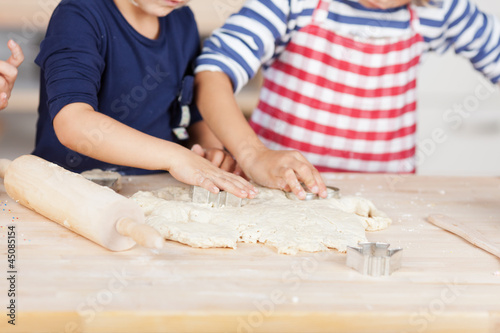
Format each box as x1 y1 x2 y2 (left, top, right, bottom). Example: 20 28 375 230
34 0 202 175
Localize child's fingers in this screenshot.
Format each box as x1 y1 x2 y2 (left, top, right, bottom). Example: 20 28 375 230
219 154 236 173
0 92 8 110
210 174 254 198
233 164 247 179
283 167 306 200
196 177 220 194
0 61 17 82
207 149 225 168
202 148 237 172
170 149 257 199
208 164 258 198
313 170 328 198
6 40 24 68
295 163 318 194
196 172 245 197
295 159 327 198
281 152 326 199
190 144 206 157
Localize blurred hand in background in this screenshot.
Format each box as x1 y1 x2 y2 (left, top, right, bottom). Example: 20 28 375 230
0 40 24 111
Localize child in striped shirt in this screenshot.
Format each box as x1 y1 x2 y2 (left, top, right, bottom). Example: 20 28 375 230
194 0 500 199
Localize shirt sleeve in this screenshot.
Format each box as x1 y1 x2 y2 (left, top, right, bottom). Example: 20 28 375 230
35 2 105 120
419 0 500 83
195 0 293 93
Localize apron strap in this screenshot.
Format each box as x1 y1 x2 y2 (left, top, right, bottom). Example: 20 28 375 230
408 5 421 34
311 0 331 24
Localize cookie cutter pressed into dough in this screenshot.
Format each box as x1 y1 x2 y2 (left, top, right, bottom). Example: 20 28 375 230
346 242 403 277
191 186 242 208
81 169 122 191
285 186 340 201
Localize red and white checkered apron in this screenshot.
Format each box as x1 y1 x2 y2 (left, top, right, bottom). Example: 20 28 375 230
249 0 424 173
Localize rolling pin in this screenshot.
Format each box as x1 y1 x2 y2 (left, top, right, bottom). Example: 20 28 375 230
0 155 164 251
427 214 500 259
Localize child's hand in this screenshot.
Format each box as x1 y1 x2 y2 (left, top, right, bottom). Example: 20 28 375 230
169 145 257 199
239 147 327 200
0 40 24 110
191 144 239 173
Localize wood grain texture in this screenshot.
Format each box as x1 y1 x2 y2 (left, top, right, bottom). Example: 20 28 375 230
428 214 500 259
1 173 500 333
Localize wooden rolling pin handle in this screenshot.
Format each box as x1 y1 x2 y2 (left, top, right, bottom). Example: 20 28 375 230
115 218 165 250
427 214 500 259
0 159 12 179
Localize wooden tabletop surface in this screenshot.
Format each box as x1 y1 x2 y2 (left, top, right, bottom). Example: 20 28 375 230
1 173 500 333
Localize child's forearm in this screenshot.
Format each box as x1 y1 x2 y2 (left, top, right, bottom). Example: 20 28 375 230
194 71 327 199
187 121 224 150
194 71 267 169
53 103 182 171
187 120 240 173
52 102 257 197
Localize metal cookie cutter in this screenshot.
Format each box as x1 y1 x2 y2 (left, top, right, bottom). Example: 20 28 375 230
191 186 242 208
346 242 403 277
285 185 340 200
81 169 122 191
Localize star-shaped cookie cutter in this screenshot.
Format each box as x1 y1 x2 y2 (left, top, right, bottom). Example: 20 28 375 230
346 242 403 276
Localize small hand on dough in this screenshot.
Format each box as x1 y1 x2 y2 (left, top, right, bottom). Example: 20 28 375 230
191 143 239 174
239 147 327 200
168 146 257 199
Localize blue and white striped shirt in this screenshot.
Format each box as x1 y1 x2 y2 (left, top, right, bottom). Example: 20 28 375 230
195 0 500 93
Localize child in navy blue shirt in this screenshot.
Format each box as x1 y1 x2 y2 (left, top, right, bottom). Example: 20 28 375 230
33 0 256 198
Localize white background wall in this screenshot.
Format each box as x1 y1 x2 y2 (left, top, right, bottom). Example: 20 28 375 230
417 0 500 176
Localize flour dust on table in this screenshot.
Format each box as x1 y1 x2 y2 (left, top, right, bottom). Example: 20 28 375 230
131 186 391 255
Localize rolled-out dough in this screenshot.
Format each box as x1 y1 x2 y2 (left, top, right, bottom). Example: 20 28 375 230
131 186 391 255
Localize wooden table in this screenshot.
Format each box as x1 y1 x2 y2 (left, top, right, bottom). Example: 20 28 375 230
1 173 499 333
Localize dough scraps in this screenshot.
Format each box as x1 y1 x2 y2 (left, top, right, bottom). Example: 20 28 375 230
131 186 391 255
